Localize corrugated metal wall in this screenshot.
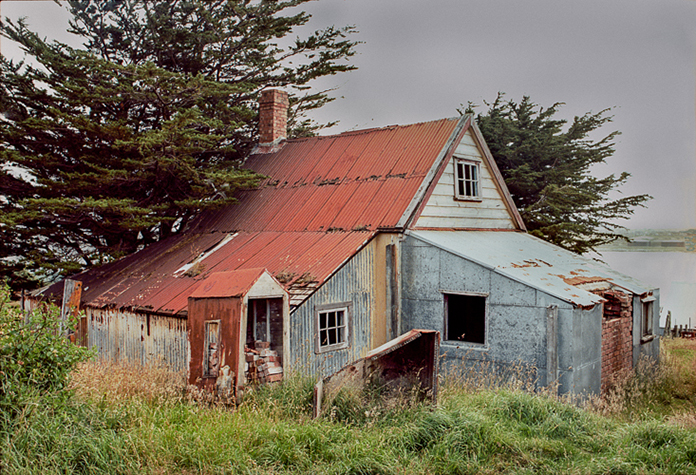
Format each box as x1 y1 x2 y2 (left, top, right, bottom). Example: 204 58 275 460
87 308 189 373
287 242 375 378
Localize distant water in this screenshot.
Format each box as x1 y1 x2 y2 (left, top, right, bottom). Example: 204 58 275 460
595 251 696 328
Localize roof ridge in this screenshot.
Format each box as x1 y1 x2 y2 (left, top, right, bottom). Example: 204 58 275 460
284 116 462 142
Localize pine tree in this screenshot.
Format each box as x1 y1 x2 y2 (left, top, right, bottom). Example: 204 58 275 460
0 0 358 288
467 94 651 254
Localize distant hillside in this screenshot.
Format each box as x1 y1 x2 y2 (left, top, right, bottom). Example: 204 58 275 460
599 229 696 252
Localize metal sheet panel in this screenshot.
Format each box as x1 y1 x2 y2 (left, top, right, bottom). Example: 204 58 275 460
203 118 460 233
288 242 375 378
409 230 653 307
46 118 461 316
87 307 189 373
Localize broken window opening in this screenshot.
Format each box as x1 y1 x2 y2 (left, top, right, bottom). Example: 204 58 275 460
203 320 220 377
316 302 351 353
642 299 654 337
454 159 480 200
444 293 486 344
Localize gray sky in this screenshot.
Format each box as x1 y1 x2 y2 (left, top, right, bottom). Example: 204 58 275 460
3 0 695 230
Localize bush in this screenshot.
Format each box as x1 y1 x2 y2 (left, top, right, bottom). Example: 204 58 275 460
0 286 90 424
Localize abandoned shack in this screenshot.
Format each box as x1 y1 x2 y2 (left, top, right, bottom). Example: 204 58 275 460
28 89 659 398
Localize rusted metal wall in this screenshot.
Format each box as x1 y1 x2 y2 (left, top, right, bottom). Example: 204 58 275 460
87 308 189 373
288 241 375 378
188 297 243 391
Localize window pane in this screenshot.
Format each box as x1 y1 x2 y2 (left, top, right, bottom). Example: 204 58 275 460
320 329 328 346
320 312 327 329
328 328 337 345
336 310 344 327
328 311 336 328
337 326 344 343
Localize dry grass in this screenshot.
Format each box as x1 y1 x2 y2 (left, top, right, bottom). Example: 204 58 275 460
70 359 187 405
439 354 540 396
586 337 696 418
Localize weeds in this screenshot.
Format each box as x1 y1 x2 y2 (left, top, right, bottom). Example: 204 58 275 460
70 360 187 406
2 338 695 474
587 338 696 418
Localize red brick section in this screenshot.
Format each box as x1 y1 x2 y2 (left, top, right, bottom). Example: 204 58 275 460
244 340 283 385
258 89 289 144
598 289 633 393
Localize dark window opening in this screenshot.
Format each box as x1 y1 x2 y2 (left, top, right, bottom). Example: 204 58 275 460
642 301 653 337
445 293 486 344
204 320 220 377
246 298 284 361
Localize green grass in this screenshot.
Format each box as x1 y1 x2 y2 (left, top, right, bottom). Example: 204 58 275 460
2 340 695 474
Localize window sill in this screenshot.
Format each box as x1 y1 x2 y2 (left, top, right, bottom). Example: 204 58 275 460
453 196 482 203
315 343 349 355
442 341 488 351
640 334 656 344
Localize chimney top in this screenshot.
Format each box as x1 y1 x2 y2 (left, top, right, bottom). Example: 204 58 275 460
258 89 289 146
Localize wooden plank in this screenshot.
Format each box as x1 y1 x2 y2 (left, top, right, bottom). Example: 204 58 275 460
415 215 516 229
60 279 82 336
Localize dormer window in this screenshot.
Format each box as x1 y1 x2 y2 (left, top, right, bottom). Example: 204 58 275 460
454 159 480 200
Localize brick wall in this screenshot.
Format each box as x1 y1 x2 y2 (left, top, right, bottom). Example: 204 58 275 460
258 89 288 144
599 289 633 393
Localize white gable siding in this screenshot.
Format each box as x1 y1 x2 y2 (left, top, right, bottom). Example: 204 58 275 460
415 129 516 230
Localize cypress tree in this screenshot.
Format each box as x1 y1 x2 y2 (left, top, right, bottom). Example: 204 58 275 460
0 0 358 287
468 94 651 255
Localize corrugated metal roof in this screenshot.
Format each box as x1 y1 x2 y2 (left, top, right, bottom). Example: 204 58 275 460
194 118 461 233
40 118 463 314
409 230 654 307
189 268 268 299
366 329 439 360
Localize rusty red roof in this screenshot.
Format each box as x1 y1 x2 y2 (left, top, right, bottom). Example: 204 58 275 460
42 118 464 314
189 268 268 299
193 118 461 233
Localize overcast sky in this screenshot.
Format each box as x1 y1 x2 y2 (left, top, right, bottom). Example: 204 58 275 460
2 0 695 230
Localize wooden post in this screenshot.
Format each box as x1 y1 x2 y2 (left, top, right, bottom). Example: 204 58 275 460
546 305 558 392
60 279 82 339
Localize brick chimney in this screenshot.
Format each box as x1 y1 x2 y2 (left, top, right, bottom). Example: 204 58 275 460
258 89 289 145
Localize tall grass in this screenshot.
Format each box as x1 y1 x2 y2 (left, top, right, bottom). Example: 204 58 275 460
2 339 695 474
588 338 696 418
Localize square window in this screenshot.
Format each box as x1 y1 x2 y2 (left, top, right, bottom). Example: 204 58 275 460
444 293 486 344
454 159 480 200
316 303 350 353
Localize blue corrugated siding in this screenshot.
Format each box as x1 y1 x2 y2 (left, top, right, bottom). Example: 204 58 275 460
87 308 189 373
287 244 375 378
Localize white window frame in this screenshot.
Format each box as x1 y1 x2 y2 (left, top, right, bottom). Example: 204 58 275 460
454 158 481 200
315 302 351 353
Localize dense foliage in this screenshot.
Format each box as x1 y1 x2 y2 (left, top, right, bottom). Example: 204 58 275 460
468 94 651 254
0 0 358 288
0 286 89 426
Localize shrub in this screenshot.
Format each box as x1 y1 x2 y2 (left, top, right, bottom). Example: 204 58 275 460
0 286 90 424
